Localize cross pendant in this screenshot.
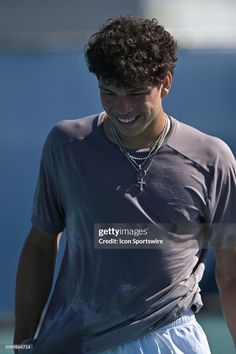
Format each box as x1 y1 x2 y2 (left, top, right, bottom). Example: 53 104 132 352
137 165 146 192
137 177 146 192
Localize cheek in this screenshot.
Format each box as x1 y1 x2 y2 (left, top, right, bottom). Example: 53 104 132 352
100 95 113 110
142 101 154 113
146 96 160 112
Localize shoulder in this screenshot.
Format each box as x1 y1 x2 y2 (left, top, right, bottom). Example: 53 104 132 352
168 117 235 172
43 113 101 154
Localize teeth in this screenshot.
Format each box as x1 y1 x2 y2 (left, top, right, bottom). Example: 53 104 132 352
117 116 136 123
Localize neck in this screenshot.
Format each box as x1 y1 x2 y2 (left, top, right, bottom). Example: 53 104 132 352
102 112 167 150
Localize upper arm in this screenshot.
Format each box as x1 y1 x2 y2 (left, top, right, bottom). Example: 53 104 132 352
25 225 62 254
214 248 236 284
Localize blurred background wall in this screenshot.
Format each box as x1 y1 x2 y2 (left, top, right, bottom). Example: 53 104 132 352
0 0 140 51
0 1 235 352
141 0 236 48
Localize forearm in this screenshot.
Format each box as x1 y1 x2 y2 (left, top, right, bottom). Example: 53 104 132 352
14 236 57 346
216 278 236 346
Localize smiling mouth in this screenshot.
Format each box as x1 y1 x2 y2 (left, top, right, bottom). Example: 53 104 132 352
116 115 140 124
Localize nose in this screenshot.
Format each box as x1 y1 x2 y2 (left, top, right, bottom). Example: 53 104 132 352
113 96 133 116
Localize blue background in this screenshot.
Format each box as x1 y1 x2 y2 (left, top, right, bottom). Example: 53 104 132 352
0 49 235 317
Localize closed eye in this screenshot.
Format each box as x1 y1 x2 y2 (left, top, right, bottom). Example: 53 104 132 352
101 90 116 96
129 90 150 96
129 92 145 96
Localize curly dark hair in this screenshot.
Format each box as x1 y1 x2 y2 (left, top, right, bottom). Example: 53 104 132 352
85 16 178 87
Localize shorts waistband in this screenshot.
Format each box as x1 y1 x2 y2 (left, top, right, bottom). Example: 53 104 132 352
157 310 195 333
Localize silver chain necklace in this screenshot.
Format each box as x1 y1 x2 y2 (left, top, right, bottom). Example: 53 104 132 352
110 114 170 192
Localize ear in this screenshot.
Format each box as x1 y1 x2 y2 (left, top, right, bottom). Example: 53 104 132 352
161 71 173 97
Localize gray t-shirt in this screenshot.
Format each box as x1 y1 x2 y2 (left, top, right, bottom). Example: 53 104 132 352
31 113 236 354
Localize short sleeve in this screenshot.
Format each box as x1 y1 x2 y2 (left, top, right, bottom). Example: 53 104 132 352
31 128 65 234
207 140 236 247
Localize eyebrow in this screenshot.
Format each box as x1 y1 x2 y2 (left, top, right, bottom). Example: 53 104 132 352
99 85 149 93
128 87 150 93
99 86 113 91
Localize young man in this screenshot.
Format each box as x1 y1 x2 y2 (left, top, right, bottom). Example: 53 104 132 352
14 16 236 354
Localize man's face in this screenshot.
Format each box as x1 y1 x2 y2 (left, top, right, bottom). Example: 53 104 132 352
99 78 164 140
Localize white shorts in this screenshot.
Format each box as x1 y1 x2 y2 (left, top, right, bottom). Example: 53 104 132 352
19 311 211 354
100 311 211 354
